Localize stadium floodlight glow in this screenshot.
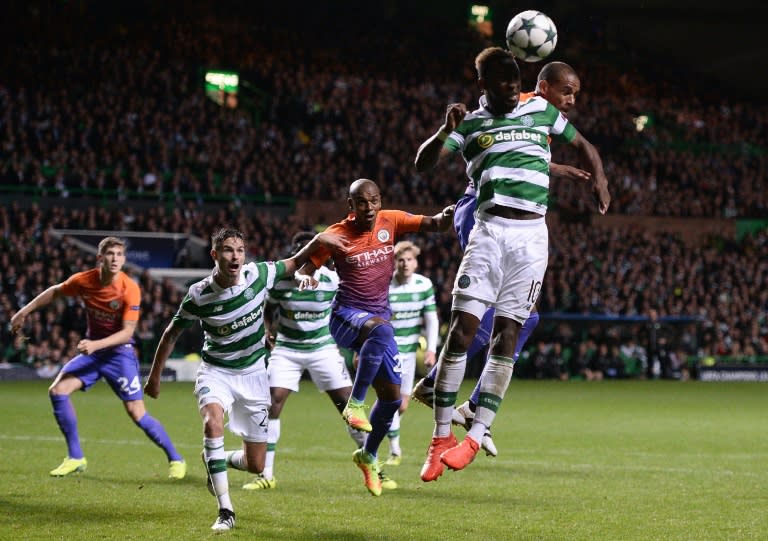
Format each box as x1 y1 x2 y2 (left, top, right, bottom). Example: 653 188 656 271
468 4 493 38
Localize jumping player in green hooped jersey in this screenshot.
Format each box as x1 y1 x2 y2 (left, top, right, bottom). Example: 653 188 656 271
144 227 346 532
415 47 610 482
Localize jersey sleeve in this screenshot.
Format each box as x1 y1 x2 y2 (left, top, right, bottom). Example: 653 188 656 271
309 223 342 268
172 293 200 328
549 105 577 144
261 260 283 290
394 210 424 236
58 272 86 297
272 260 287 282
444 130 464 153
122 279 141 322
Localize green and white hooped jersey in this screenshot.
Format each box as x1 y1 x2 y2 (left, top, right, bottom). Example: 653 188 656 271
267 266 338 352
388 273 437 354
445 95 576 216
173 261 284 370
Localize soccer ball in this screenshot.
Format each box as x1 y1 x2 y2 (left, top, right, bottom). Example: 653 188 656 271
505 10 558 62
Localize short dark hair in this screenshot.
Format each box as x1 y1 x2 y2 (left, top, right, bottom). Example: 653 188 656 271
290 231 316 256
475 47 519 81
211 228 245 251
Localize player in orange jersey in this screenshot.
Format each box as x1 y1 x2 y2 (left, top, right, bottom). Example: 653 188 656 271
10 236 186 479
296 178 455 496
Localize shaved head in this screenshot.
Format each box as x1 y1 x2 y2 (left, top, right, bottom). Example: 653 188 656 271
538 61 577 84
536 61 581 114
347 178 382 231
349 178 379 199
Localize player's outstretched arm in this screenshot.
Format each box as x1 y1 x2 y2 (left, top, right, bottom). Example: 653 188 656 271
419 205 456 233
281 232 347 278
414 103 466 172
569 131 610 214
551 163 591 181
9 284 63 335
145 321 186 399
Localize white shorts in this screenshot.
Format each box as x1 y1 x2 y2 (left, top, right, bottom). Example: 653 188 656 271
398 351 417 396
267 344 353 393
194 361 270 443
453 213 548 324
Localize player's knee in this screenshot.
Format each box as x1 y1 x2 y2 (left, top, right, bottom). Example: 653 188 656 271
445 329 473 353
492 327 520 357
367 322 394 345
123 399 146 420
48 374 79 396
202 408 226 437
48 383 74 397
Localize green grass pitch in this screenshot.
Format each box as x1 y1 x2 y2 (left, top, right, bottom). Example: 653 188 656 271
1 379 766 540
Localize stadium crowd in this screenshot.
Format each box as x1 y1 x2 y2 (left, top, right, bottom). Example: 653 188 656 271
1 6 767 380
1 9 766 217
2 199 766 380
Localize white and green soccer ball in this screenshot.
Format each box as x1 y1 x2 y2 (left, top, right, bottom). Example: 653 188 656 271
505 10 558 63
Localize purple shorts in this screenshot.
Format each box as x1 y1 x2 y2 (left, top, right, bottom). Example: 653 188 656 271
330 305 388 351
330 305 401 385
61 343 143 401
454 191 477 251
